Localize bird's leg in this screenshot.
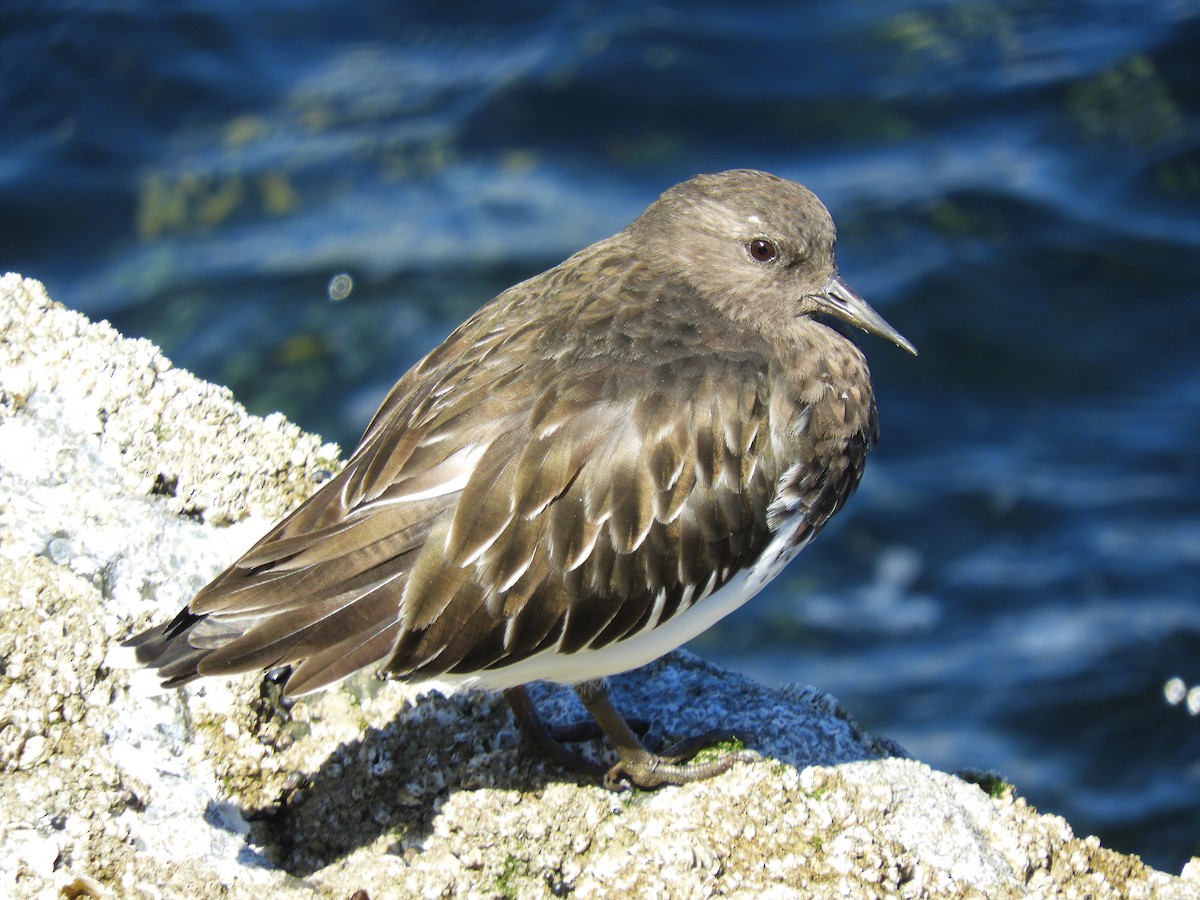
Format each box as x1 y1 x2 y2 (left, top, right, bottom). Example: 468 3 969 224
503 686 604 778
541 714 655 744
573 678 756 790
503 685 651 745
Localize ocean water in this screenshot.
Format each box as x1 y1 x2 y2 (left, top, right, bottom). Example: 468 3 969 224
4 0 1200 873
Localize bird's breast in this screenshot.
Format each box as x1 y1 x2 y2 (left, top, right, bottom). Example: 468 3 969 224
764 341 877 538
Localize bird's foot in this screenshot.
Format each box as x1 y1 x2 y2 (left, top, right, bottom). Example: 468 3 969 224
574 679 756 791
602 744 755 790
504 682 755 790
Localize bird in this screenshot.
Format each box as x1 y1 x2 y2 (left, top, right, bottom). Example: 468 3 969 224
126 169 916 790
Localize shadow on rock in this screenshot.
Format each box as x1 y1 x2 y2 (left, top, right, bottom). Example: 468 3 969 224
238 652 896 877
241 688 596 876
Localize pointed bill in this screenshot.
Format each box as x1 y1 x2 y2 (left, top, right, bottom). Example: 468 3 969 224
821 276 918 356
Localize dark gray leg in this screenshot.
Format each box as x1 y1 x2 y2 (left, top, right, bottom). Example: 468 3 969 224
503 686 605 778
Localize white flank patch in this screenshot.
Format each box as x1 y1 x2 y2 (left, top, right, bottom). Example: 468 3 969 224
767 459 806 524
423 510 813 693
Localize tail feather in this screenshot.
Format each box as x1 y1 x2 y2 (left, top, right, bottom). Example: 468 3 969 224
124 609 227 688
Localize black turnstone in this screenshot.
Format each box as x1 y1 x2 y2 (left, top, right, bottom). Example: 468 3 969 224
127 169 916 789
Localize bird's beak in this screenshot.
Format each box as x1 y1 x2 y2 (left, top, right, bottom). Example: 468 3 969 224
820 276 917 356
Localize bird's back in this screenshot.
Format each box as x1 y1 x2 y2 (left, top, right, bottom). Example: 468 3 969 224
128 180 883 698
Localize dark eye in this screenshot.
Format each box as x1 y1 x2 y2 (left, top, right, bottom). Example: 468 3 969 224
747 238 777 262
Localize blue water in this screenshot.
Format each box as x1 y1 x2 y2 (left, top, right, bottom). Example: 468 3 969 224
4 0 1199 873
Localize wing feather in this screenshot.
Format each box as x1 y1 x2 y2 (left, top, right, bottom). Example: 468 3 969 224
136 268 879 696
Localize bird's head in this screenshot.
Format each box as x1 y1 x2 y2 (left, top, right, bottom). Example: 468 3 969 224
634 169 917 356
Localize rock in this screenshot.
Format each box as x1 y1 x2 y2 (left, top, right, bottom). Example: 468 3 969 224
0 272 1196 899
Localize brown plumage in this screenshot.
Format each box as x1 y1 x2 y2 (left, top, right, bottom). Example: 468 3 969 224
127 169 915 788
